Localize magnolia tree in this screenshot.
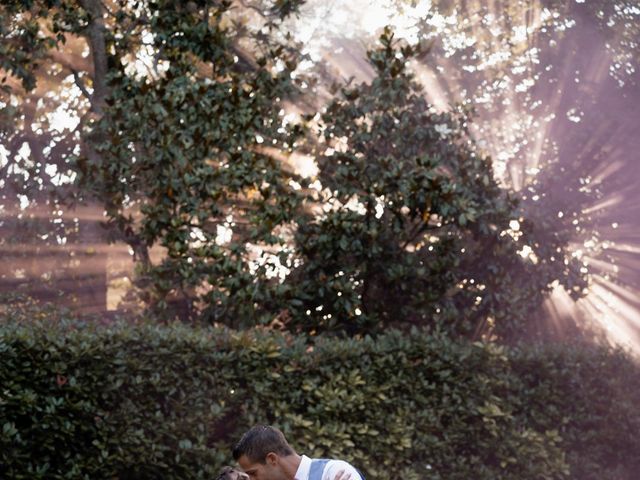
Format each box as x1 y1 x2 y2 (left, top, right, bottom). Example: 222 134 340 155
78 1 310 324
1 2 588 340
283 29 587 339
1 0 307 322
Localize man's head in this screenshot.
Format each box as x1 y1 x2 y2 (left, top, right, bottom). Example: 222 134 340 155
232 425 297 480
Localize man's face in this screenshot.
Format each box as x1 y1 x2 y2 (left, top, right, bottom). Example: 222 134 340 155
237 453 282 480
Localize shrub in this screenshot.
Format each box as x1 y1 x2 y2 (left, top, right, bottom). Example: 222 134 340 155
0 321 638 479
507 343 640 480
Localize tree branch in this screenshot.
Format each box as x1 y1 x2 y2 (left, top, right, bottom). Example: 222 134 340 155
70 68 93 102
79 0 109 114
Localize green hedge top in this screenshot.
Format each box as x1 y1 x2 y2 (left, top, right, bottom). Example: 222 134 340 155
1 321 639 479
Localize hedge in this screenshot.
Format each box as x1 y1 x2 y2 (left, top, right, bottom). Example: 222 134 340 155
0 321 638 479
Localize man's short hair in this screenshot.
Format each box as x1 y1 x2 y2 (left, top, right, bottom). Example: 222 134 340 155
232 425 295 463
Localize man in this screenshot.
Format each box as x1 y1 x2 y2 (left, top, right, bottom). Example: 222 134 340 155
232 425 364 480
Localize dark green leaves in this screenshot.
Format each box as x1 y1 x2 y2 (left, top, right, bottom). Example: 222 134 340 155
2 320 639 479
280 32 581 339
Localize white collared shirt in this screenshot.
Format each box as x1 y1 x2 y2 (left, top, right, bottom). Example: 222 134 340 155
294 454 363 480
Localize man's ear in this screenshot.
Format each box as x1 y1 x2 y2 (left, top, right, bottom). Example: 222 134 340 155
265 452 278 466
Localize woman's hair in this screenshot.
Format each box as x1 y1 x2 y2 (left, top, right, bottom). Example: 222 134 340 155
232 425 295 463
217 466 249 480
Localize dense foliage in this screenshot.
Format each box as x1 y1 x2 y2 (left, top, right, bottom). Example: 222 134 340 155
1 320 638 480
1 4 637 480
283 30 587 338
0 1 591 339
80 0 308 324
0 0 307 319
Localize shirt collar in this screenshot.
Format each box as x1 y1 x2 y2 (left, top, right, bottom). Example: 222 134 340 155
294 455 312 480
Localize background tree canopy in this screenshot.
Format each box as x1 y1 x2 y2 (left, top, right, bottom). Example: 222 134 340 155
282 29 586 338
1 0 638 343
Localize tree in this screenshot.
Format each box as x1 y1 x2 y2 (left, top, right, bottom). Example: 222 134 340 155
78 0 309 324
1 3 589 340
281 29 587 339
1 0 111 312
1 0 307 322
